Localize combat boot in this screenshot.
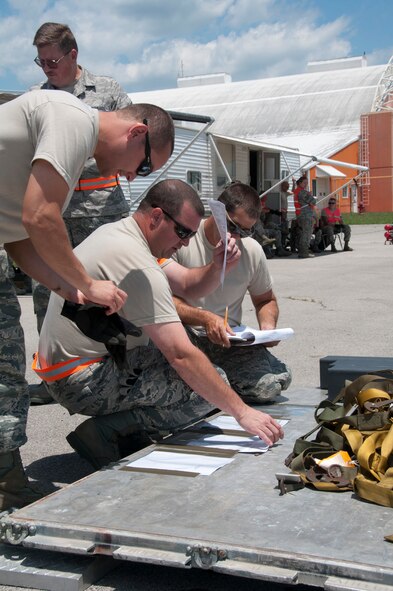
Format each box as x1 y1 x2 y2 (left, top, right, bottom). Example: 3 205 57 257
343 242 353 251
29 381 55 405
275 247 291 257
298 252 315 258
0 449 43 511
67 412 154 470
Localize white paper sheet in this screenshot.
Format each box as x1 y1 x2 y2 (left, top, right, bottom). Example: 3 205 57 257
170 432 270 453
229 325 294 345
126 450 234 475
208 198 227 287
198 415 288 431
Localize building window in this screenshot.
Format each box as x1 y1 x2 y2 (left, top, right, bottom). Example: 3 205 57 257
342 186 348 198
263 153 279 180
187 171 202 193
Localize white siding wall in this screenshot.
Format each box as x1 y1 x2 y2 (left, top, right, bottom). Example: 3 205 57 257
235 144 249 183
119 126 214 214
280 151 301 180
280 150 301 218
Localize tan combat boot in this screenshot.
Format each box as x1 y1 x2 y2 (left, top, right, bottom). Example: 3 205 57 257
0 449 43 511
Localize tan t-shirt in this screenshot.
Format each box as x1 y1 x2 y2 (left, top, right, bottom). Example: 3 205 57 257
172 220 272 327
39 217 179 366
0 90 99 243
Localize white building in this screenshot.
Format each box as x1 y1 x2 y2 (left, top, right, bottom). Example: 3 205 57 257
125 58 388 212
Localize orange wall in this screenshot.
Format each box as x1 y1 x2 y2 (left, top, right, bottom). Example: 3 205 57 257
309 111 393 213
367 111 393 212
309 142 358 214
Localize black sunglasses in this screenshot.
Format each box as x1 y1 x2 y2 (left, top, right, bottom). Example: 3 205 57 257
152 204 197 240
34 49 72 69
226 211 255 238
136 119 152 177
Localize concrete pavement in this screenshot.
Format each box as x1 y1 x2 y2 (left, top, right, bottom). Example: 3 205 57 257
1 223 392 591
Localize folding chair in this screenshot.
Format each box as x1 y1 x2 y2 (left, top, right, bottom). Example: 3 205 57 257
333 226 344 249
320 225 343 251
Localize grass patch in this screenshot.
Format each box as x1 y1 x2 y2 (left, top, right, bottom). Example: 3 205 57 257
341 212 393 225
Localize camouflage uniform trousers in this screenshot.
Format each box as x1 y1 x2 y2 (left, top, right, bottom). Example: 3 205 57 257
297 215 314 256
312 227 322 251
265 217 289 248
322 223 351 246
187 329 292 404
32 214 127 333
0 246 14 281
0 251 29 452
263 227 283 249
47 342 228 434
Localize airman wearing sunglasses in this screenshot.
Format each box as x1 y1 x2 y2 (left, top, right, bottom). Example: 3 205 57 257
0 88 174 510
30 22 134 405
169 181 292 405
37 179 283 470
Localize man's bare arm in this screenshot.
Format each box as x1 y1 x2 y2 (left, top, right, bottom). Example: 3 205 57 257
144 321 284 445
164 234 240 299
5 240 84 303
251 289 280 346
21 160 127 313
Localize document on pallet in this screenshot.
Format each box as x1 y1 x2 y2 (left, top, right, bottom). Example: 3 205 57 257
228 325 294 346
164 430 271 453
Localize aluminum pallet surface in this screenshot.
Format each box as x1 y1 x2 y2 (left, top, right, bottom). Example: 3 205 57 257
1 387 392 591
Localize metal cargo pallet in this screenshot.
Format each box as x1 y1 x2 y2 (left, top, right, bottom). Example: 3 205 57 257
1 388 393 591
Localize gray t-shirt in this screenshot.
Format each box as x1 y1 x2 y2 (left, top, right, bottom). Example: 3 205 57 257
172 220 273 327
39 217 179 366
0 90 98 243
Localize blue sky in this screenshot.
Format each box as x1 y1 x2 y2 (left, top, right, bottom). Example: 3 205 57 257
0 0 392 93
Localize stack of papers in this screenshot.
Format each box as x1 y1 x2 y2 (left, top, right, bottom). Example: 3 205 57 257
166 417 288 454
229 325 294 345
167 432 270 453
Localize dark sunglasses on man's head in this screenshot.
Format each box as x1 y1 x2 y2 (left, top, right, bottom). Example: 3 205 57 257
34 49 72 69
226 211 255 238
136 119 152 177
151 205 197 240
328 201 336 205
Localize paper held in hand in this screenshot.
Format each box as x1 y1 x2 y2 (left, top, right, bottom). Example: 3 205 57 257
229 325 294 345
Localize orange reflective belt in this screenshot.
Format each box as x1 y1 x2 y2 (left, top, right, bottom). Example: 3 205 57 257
74 176 118 191
32 353 103 383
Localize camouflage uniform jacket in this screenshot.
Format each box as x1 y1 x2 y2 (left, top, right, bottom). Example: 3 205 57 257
31 67 131 218
297 189 316 219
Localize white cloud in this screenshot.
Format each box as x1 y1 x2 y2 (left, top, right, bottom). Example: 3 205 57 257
225 0 273 28
0 0 385 93
109 14 351 90
367 47 393 66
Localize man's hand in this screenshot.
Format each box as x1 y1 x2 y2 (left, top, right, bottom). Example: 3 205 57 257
212 234 241 273
203 311 235 347
82 280 128 314
235 407 284 446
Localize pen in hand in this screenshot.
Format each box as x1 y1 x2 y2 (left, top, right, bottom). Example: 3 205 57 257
223 305 228 330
